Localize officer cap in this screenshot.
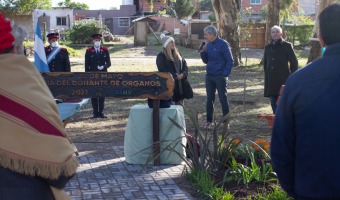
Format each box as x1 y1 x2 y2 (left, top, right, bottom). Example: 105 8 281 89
91 33 102 39
47 33 59 39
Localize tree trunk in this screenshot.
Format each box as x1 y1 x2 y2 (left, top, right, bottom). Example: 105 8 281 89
265 0 281 45
211 0 241 67
307 0 335 63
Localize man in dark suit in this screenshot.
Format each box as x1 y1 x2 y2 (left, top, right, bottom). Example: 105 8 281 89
263 25 298 114
85 33 111 118
45 33 70 72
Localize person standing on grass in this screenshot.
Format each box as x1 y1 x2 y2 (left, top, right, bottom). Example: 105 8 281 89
271 3 340 199
263 25 298 114
199 25 234 130
45 32 71 72
156 33 193 105
85 33 111 118
0 14 78 200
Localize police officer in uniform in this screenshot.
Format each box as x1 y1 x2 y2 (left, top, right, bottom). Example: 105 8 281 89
45 33 70 72
85 33 111 118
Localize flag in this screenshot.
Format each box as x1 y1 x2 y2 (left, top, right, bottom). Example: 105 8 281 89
34 21 49 72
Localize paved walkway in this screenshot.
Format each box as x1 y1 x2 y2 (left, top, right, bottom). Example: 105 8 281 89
65 143 193 200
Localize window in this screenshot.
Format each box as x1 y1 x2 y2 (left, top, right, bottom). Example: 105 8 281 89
119 18 130 27
56 17 67 26
250 0 261 4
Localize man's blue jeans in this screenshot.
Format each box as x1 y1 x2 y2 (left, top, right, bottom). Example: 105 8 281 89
206 75 229 123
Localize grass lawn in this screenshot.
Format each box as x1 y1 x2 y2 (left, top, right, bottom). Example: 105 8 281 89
295 49 310 67
33 36 309 139
65 35 315 142
65 35 273 143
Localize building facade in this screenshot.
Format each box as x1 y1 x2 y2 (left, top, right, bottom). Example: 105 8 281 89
9 15 33 40
240 0 319 21
74 5 136 35
33 8 74 40
298 0 319 16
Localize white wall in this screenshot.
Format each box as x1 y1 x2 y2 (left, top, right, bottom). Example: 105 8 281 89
200 12 213 20
33 8 74 33
299 0 318 15
50 8 74 31
122 0 133 5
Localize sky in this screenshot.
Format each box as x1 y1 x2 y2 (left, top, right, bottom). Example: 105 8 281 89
51 0 122 10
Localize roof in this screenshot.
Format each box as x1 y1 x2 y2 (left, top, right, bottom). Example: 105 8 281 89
132 15 158 23
180 19 211 24
74 5 136 19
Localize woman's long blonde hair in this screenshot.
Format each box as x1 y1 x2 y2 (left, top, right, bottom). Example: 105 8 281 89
163 43 182 62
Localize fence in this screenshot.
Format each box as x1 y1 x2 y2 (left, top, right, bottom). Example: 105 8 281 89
240 23 266 49
239 23 314 49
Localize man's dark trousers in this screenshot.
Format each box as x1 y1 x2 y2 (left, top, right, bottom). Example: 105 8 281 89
91 97 105 117
206 75 229 122
270 95 279 114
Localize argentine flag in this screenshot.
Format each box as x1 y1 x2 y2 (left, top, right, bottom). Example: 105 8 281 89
34 21 49 72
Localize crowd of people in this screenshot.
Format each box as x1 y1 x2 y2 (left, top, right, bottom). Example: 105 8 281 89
1 2 340 199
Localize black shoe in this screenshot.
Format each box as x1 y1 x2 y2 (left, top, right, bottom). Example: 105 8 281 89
92 114 98 118
98 113 107 118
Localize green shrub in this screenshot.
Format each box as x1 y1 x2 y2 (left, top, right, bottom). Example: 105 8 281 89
284 24 314 47
252 186 293 200
23 41 34 49
185 169 215 197
167 108 277 198
23 41 34 56
66 21 101 44
209 13 216 22
185 169 234 200
224 141 277 186
211 188 234 200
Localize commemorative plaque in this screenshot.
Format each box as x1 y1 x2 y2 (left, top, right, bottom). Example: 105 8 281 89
41 72 174 100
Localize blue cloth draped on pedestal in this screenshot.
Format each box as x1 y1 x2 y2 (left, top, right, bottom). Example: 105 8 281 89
57 99 89 121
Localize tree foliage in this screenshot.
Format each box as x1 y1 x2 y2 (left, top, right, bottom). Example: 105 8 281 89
199 0 212 11
208 13 215 22
265 0 280 44
265 0 296 44
0 0 51 16
280 0 295 10
66 21 100 44
280 0 299 23
57 0 89 10
285 24 314 46
173 0 196 19
148 0 195 19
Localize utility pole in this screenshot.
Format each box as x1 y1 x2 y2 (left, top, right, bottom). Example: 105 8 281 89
43 22 46 44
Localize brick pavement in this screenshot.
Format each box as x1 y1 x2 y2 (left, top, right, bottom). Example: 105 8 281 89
65 143 193 200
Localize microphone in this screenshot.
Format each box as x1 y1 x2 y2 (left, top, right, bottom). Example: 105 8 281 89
198 42 206 53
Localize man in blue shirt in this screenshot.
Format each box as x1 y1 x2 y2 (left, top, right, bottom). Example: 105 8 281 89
271 3 340 199
200 25 234 129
